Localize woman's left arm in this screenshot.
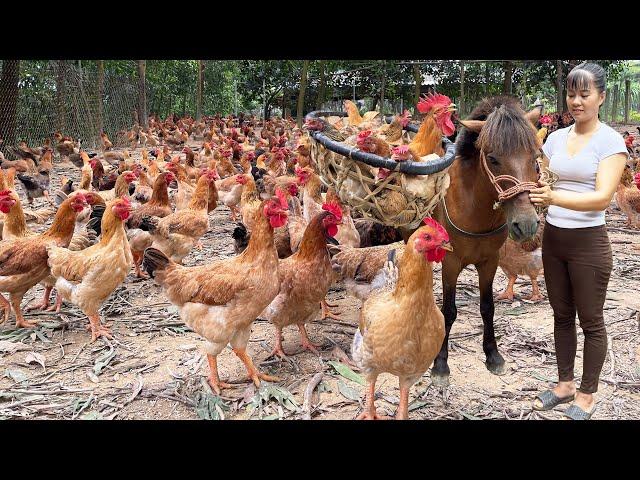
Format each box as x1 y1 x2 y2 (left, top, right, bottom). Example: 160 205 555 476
529 153 627 211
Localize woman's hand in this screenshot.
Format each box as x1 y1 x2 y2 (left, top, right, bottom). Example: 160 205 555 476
529 180 555 207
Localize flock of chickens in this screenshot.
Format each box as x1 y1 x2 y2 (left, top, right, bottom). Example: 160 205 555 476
0 95 637 420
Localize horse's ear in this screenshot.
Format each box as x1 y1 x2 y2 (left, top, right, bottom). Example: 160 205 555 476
459 120 485 133
525 106 542 126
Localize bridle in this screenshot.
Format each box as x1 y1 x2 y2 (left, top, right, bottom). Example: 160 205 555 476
442 148 548 238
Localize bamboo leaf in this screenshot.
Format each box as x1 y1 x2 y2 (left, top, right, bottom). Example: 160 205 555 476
337 379 361 402
327 361 366 385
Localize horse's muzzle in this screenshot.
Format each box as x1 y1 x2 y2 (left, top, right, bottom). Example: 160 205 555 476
508 215 540 242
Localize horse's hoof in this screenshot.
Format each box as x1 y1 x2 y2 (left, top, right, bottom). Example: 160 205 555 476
486 360 508 376
431 372 450 387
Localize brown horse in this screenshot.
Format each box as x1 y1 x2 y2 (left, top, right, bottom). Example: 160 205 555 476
429 96 542 386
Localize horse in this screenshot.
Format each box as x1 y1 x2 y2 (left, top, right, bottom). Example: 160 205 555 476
429 95 543 387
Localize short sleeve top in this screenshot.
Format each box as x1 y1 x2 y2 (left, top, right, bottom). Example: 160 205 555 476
542 122 628 228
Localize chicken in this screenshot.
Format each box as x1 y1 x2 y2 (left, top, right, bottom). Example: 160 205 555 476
261 203 342 358
0 189 33 241
616 168 640 228
46 197 134 341
294 166 324 224
138 171 217 264
167 162 195 211
325 188 360 248
98 170 137 203
16 150 53 205
215 174 244 221
127 171 175 278
380 110 412 145
496 215 545 302
142 192 290 394
352 218 452 420
329 241 405 306
409 93 456 157
102 150 130 167
343 99 380 131
354 217 403 247
54 132 78 161
1 156 35 173
238 173 262 232
131 168 154 204
0 193 88 328
286 194 307 254
100 132 113 151
304 117 349 142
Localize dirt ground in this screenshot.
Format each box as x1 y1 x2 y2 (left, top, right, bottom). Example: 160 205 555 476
1 135 639 421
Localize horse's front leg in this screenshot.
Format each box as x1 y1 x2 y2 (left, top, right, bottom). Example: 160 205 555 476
431 256 463 387
476 256 507 375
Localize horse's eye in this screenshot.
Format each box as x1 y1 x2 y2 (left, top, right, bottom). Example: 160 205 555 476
487 155 499 166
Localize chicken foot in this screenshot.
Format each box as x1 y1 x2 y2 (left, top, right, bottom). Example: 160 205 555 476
11 294 37 329
321 299 342 321
131 251 149 279
233 347 281 387
495 275 516 301
207 354 234 395
85 313 113 342
395 385 410 420
356 379 391 420
268 326 288 359
297 324 323 354
523 277 544 302
24 286 53 312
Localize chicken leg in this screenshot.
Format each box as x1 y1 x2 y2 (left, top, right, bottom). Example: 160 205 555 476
395 385 410 420
496 275 516 301
356 379 391 420
207 354 234 395
232 347 281 387
0 293 11 324
523 277 543 302
131 251 148 279
86 313 112 342
268 326 288 359
321 299 342 321
24 286 54 312
297 324 323 354
11 294 37 329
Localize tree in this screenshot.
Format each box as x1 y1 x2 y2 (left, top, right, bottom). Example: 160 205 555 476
96 60 104 136
0 60 20 145
296 60 309 127
137 60 147 128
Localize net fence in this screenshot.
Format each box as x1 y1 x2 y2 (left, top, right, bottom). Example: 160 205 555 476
0 60 146 158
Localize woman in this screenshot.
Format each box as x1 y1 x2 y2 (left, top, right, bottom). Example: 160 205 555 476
529 62 628 420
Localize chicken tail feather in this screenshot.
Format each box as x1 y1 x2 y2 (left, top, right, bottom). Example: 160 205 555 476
143 247 172 279
138 215 159 233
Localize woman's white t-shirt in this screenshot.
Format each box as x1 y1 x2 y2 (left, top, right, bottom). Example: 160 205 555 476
542 122 628 229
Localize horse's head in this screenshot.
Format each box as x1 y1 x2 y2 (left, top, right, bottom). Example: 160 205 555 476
461 101 542 242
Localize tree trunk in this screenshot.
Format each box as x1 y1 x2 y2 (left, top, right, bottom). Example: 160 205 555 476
296 60 309 128
379 61 387 114
413 63 422 112
96 60 104 137
624 78 631 124
56 60 67 133
137 60 147 128
196 60 204 120
612 83 620 123
485 62 490 95
459 61 465 116
182 89 187 117
503 61 513 95
603 89 610 122
556 60 564 114
0 60 20 147
371 96 379 112
316 60 326 110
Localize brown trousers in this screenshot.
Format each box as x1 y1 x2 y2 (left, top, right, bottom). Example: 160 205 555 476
541 222 611 394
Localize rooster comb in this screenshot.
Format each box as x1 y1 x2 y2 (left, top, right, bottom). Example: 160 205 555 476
322 202 343 221
422 216 446 233
417 93 453 114
274 188 288 209
357 130 372 140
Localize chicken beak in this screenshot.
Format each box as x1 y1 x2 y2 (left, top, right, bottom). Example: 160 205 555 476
447 104 457 113
441 241 453 252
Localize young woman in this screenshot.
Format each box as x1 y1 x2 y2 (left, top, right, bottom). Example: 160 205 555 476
529 62 628 420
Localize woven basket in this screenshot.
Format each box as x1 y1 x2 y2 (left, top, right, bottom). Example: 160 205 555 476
306 111 456 230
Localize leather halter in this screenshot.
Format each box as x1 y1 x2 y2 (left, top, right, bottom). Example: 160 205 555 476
442 149 544 238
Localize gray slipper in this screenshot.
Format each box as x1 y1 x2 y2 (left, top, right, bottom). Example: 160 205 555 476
533 390 575 411
563 403 596 420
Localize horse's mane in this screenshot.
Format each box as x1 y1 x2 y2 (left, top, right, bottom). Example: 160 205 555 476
456 95 539 160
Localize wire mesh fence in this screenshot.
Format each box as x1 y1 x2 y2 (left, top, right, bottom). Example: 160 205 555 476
0 60 145 158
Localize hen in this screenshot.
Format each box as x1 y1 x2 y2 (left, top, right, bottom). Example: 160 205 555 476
352 218 452 420
261 203 342 358
616 168 640 227
47 198 133 341
0 193 88 328
142 192 289 394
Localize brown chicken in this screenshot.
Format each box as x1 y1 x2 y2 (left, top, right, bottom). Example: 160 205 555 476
352 218 452 420
142 192 290 394
261 203 343 358
616 168 640 228
127 171 175 278
238 173 262 232
98 170 137 203
496 216 546 302
0 193 88 328
47 197 134 341
409 93 456 157
167 162 195 211
139 171 217 264
330 241 405 307
101 132 114 151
